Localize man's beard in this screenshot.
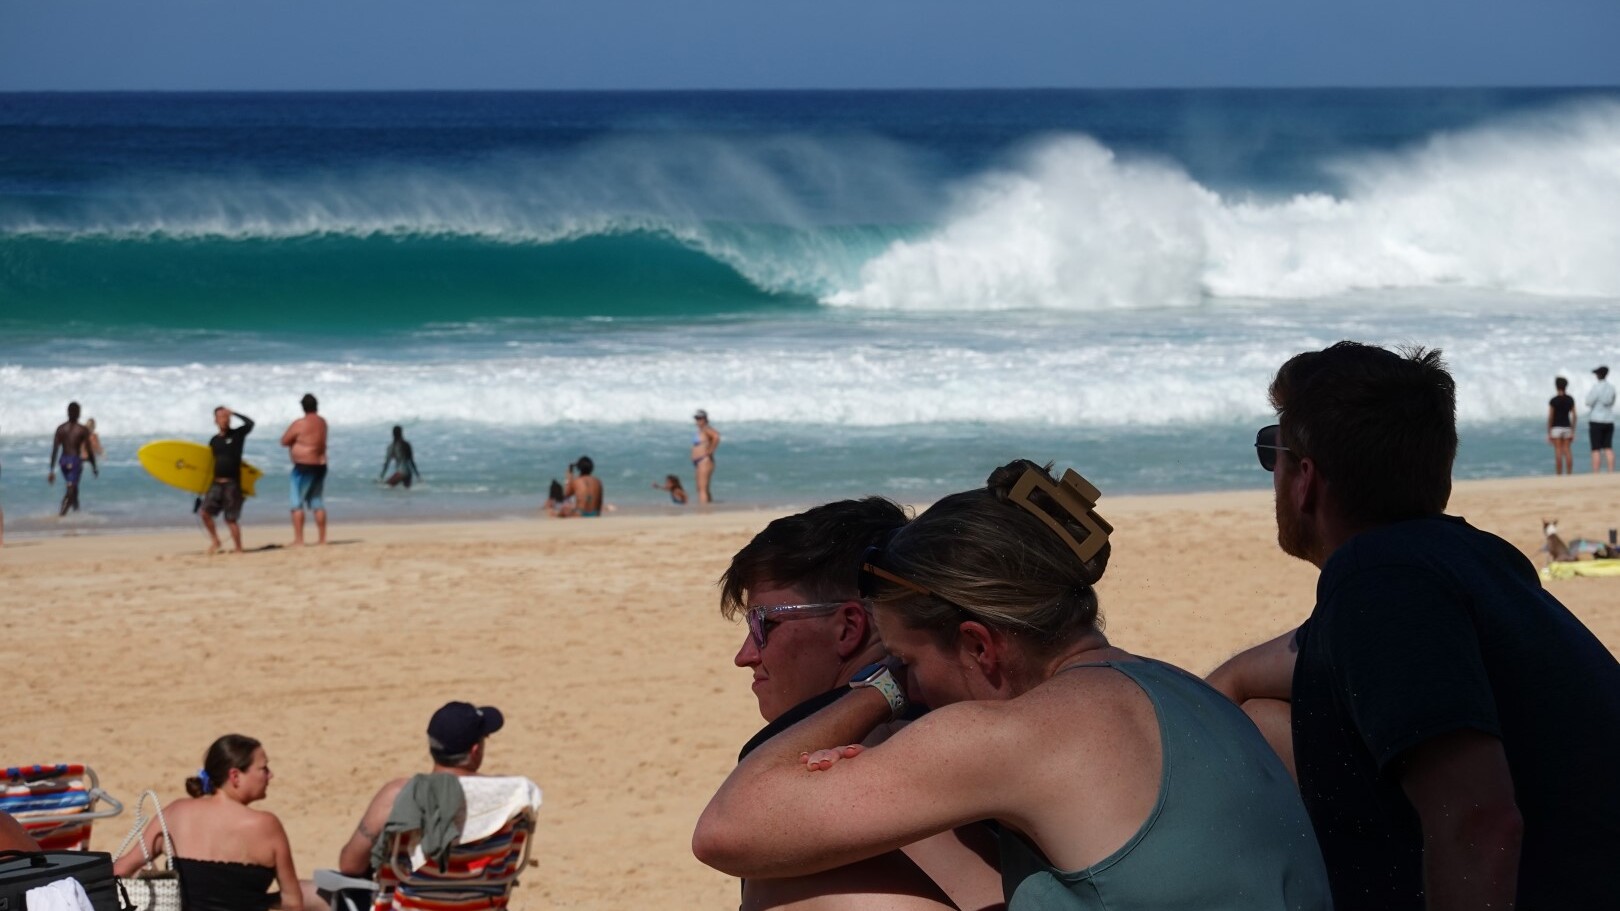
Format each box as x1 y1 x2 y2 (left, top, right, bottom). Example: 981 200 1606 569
1275 490 1316 564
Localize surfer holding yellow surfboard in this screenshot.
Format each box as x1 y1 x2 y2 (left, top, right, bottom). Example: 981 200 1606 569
200 408 254 553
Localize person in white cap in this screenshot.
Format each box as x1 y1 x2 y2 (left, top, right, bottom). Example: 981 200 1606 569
691 409 721 503
1587 366 1615 473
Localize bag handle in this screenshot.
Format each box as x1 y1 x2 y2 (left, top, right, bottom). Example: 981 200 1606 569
112 790 177 873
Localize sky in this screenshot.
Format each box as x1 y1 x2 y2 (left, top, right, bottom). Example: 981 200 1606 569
2 0 1618 91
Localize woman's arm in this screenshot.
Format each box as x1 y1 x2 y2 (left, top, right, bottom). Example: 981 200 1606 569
112 818 166 877
268 815 304 911
693 687 1014 880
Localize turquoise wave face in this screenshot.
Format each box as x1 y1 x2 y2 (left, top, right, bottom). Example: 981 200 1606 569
0 230 817 331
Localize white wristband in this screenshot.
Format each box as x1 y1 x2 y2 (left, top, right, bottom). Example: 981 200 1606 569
851 665 908 719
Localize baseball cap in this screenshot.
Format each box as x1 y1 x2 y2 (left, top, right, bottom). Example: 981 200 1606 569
693 409 709 420
427 702 505 755
1595 366 1610 378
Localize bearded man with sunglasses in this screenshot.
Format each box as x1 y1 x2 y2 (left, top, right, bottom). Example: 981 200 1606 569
715 497 1002 911
1211 341 1620 911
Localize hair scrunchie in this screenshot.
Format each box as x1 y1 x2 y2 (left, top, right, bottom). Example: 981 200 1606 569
197 768 213 794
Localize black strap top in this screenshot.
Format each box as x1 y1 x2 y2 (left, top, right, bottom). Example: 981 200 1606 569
173 857 276 911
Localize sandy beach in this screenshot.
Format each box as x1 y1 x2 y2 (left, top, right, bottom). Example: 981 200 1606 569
5 473 1618 910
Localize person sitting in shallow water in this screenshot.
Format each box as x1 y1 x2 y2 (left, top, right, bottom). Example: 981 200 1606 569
116 734 319 911
695 459 1332 911
544 479 573 517
653 474 688 505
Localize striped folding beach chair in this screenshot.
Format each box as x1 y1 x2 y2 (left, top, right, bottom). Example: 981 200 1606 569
316 776 541 911
2 764 125 851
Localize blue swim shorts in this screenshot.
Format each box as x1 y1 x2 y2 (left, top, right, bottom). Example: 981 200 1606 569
290 463 328 511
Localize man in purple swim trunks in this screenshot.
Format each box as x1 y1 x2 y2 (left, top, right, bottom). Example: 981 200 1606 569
48 401 98 516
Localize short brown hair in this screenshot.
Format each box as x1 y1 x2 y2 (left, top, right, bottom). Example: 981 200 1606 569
1270 341 1456 525
719 497 908 620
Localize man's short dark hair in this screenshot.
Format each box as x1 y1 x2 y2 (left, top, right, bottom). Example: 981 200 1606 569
300 393 318 414
1556 377 1569 391
576 456 594 475
1270 341 1456 526
67 401 81 420
719 497 908 620
429 747 475 768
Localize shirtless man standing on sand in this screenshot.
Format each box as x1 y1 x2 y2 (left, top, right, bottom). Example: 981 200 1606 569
691 409 721 504
281 393 329 546
48 401 97 516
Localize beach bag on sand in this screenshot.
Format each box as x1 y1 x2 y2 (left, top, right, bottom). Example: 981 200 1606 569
112 791 181 911
0 849 122 911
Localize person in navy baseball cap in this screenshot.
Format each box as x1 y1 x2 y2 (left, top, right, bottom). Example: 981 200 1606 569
329 701 506 877
427 701 505 758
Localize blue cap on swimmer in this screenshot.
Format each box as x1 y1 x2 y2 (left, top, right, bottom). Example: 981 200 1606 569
427 702 505 755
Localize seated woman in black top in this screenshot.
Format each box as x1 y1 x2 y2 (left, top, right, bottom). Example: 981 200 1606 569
116 734 314 911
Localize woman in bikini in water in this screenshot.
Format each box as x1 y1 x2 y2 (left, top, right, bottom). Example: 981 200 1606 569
691 410 720 504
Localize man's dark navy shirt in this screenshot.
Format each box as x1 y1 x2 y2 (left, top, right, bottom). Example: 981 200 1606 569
1292 515 1620 910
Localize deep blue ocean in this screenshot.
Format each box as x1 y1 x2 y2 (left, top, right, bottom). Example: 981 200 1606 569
3 89 1619 534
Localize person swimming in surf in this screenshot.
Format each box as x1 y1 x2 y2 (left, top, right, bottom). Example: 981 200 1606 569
691 409 720 504
380 425 421 489
48 401 97 516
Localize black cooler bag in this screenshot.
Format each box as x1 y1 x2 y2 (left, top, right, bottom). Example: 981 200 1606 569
0 850 121 911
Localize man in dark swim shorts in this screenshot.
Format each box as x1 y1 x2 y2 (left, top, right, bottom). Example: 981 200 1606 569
48 401 97 516
203 407 254 554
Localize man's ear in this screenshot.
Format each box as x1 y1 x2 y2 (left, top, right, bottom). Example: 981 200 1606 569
834 601 870 659
1291 456 1320 516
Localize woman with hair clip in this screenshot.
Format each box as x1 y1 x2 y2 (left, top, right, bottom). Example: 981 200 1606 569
115 734 320 911
696 460 1331 910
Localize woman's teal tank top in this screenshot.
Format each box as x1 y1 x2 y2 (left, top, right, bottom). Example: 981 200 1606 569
998 659 1331 910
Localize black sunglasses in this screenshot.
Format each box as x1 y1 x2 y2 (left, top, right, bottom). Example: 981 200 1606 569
1255 424 1291 472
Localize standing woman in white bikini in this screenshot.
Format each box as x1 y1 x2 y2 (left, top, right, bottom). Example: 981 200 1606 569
691 409 721 503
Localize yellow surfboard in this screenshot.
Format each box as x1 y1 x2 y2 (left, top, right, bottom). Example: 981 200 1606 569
137 440 263 497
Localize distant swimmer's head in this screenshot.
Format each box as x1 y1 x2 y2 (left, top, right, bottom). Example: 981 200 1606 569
859 459 1112 708
214 406 231 431
576 456 594 476
67 401 81 421
693 409 709 424
84 418 97 432
666 474 684 490
392 425 404 440
300 393 318 414
1557 376 1569 392
1596 366 1610 380
548 480 565 502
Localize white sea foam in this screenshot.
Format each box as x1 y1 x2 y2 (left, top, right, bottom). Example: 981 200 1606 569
0 308 1607 438
831 101 1620 309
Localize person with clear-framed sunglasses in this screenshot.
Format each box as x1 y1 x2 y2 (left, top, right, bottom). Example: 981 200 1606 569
711 497 1002 911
